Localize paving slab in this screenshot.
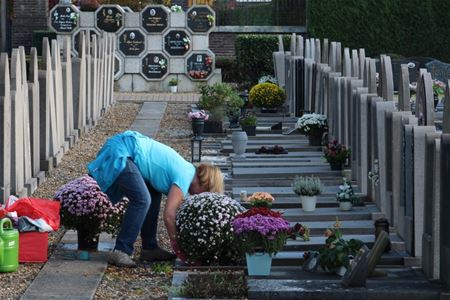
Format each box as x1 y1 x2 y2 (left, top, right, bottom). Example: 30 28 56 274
21 230 115 300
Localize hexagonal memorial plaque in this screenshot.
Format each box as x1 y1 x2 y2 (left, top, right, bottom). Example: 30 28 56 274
164 30 191 57
95 5 125 33
187 6 214 34
118 29 146 56
186 52 214 80
141 53 169 80
73 29 99 56
141 5 169 33
50 5 80 33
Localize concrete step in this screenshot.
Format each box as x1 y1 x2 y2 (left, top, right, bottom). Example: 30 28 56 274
234 197 369 209
227 133 304 140
282 233 405 252
247 267 444 300
226 178 346 187
279 205 379 222
222 144 322 153
232 166 343 178
272 250 408 266
231 186 360 197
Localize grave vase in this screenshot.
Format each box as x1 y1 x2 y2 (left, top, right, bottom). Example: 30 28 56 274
301 195 317 212
231 131 248 159
170 85 178 93
307 127 325 146
245 252 272 276
77 227 99 251
330 161 344 171
191 118 205 138
339 201 353 211
241 125 256 136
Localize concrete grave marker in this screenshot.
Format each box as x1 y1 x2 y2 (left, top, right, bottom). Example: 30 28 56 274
343 48 351 77
290 33 296 55
425 59 450 83
342 245 369 287
441 134 450 289
0 53 11 200
367 231 391 276
416 72 435 126
322 38 329 64
422 133 441 280
380 55 394 101
398 64 411 111
444 79 450 134
29 48 41 178
314 39 321 64
278 35 284 52
351 49 359 79
296 35 304 57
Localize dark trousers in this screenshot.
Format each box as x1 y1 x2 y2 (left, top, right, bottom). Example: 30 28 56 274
106 158 162 255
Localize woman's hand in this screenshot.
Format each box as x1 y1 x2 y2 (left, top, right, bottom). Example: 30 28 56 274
164 185 184 242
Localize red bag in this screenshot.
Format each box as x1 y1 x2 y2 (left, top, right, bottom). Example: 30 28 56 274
19 232 48 263
0 198 60 231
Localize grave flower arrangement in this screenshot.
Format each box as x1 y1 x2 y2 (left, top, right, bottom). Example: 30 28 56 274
288 223 310 241
176 192 245 265
170 5 182 12
336 178 358 204
432 79 446 97
318 219 364 273
232 208 290 255
187 110 209 120
54 175 128 240
249 82 286 108
245 192 274 208
296 113 327 135
323 140 350 170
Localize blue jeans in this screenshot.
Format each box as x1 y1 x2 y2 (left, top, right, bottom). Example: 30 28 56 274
106 158 162 255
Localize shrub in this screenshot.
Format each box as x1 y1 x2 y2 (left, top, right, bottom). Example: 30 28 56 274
292 176 322 196
307 0 450 63
296 113 328 135
176 192 245 265
197 83 240 121
235 35 291 86
323 140 351 164
180 272 247 299
248 82 286 108
239 113 257 126
215 56 239 83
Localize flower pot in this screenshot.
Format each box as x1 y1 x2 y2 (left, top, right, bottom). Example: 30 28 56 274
204 120 223 134
231 131 248 159
339 201 353 211
300 195 317 212
260 107 278 113
336 265 347 276
246 252 272 276
192 118 205 138
330 162 344 171
170 85 178 93
229 115 240 128
241 125 256 136
308 133 323 146
77 227 99 251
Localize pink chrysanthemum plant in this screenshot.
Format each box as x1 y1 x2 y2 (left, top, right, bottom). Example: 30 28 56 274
54 175 128 241
245 192 275 208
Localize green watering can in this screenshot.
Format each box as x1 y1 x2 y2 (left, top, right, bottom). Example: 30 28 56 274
0 218 18 272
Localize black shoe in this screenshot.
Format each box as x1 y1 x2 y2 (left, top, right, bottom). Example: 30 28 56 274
139 247 177 262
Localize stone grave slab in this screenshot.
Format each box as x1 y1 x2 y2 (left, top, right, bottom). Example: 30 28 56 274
426 59 450 83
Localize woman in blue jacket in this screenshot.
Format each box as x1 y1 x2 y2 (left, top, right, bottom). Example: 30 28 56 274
88 130 224 267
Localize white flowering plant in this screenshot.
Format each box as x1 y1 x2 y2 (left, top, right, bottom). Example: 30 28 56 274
176 192 245 265
336 178 358 203
171 5 183 12
296 113 328 135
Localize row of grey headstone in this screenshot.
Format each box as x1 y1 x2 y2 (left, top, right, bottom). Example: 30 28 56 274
275 35 450 288
0 31 115 202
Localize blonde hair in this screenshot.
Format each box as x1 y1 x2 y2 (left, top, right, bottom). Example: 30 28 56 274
196 163 224 194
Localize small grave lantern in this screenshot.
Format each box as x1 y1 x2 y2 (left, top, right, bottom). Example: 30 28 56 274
374 218 391 252
191 136 203 163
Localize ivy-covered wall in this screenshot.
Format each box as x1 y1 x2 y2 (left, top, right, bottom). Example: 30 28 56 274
307 0 450 62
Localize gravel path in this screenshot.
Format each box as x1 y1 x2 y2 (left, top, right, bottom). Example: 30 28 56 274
0 101 197 299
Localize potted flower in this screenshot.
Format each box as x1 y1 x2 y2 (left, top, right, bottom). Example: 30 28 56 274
245 192 275 208
240 113 257 136
54 175 128 250
296 113 328 146
248 82 286 112
292 175 322 212
176 192 245 265
319 219 364 275
197 83 241 133
336 178 358 211
169 78 180 93
226 93 244 128
432 79 446 108
188 110 209 138
232 204 290 275
323 140 351 170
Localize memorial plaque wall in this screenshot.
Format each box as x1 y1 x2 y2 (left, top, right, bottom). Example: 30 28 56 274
187 6 214 33
96 6 124 33
50 5 79 33
141 6 169 33
141 53 169 80
164 30 191 57
186 52 213 80
119 30 145 56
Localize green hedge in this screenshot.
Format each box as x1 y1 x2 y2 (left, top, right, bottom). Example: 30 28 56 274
32 30 57 56
307 0 450 62
235 35 291 87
